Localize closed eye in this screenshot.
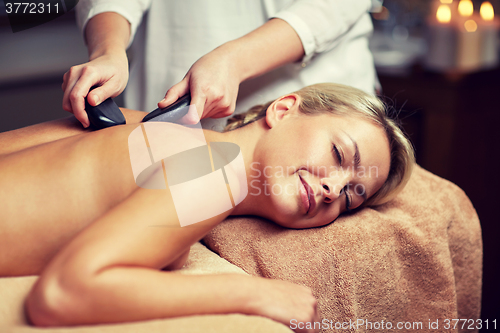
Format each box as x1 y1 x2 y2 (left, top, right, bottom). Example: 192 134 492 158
341 186 352 212
332 144 342 164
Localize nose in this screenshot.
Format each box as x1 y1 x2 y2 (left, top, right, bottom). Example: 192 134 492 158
321 176 348 203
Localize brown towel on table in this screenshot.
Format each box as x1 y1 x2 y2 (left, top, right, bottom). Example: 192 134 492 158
204 165 482 332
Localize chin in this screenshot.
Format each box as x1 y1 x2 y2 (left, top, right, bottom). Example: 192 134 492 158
274 216 337 230
272 219 298 229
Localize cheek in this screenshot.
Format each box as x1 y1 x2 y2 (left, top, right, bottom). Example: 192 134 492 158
262 178 302 221
269 177 299 206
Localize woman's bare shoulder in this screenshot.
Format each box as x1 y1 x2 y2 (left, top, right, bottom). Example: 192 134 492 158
120 108 148 124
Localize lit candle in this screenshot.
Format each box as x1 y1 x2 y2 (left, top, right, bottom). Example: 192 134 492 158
426 4 457 70
479 1 499 68
458 0 474 18
430 0 458 21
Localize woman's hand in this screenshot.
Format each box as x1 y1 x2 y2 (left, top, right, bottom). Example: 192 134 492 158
158 45 241 124
246 277 320 333
62 51 129 128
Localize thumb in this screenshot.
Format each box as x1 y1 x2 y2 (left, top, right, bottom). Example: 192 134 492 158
159 81 189 109
87 86 113 107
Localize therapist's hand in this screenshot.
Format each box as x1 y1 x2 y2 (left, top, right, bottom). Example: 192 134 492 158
158 47 241 124
61 12 131 128
157 19 304 124
62 51 129 128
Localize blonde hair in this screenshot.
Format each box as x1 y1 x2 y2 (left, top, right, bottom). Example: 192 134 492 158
225 83 415 207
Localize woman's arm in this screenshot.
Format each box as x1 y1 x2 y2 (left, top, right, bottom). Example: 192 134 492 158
25 184 237 325
25 184 318 330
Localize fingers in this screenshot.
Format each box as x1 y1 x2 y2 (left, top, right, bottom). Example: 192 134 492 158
160 74 238 124
176 104 203 125
62 53 128 128
158 81 189 109
62 65 92 128
87 82 120 107
158 80 201 125
202 91 235 119
187 87 206 124
248 278 319 333
292 286 319 333
180 85 236 123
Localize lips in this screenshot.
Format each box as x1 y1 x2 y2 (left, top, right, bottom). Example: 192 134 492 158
299 175 316 214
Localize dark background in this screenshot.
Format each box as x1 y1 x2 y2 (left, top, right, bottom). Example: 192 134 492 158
378 67 500 326
0 1 498 327
370 0 500 325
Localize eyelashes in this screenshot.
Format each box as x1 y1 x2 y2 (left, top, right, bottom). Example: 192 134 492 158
341 186 352 212
332 144 351 211
332 144 342 164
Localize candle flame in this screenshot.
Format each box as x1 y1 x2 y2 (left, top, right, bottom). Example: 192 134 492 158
440 0 453 3
437 5 452 23
480 2 495 21
464 19 478 32
458 0 474 17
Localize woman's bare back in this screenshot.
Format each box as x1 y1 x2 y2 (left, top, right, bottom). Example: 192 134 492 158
0 120 142 276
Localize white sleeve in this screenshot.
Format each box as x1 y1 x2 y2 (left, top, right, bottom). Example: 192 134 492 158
75 0 152 48
273 0 380 63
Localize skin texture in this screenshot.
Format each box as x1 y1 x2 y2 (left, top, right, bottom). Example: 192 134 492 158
63 13 303 127
0 97 390 332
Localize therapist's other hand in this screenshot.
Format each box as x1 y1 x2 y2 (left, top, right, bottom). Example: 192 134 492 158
62 51 129 128
158 48 240 124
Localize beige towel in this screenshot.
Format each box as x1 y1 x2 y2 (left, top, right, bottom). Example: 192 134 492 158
204 165 482 332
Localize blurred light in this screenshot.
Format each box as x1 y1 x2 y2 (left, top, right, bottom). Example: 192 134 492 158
437 5 452 23
480 2 495 21
392 25 409 42
440 0 453 3
464 19 478 31
458 0 474 17
372 6 390 20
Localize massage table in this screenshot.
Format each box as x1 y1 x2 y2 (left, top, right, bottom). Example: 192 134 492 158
0 166 481 332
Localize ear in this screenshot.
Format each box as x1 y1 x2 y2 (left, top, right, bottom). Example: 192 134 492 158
265 94 301 128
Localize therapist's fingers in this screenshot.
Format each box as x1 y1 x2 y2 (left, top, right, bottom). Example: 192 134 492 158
62 53 129 128
203 90 237 119
158 80 188 109
63 66 105 127
86 78 122 107
62 67 90 127
159 79 202 125
185 87 207 125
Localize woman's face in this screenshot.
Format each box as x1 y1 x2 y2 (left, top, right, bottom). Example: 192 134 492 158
251 96 391 229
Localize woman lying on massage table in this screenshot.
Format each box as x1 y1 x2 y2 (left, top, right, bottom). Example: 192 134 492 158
0 83 414 331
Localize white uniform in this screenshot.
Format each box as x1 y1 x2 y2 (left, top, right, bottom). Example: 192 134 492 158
76 0 381 130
